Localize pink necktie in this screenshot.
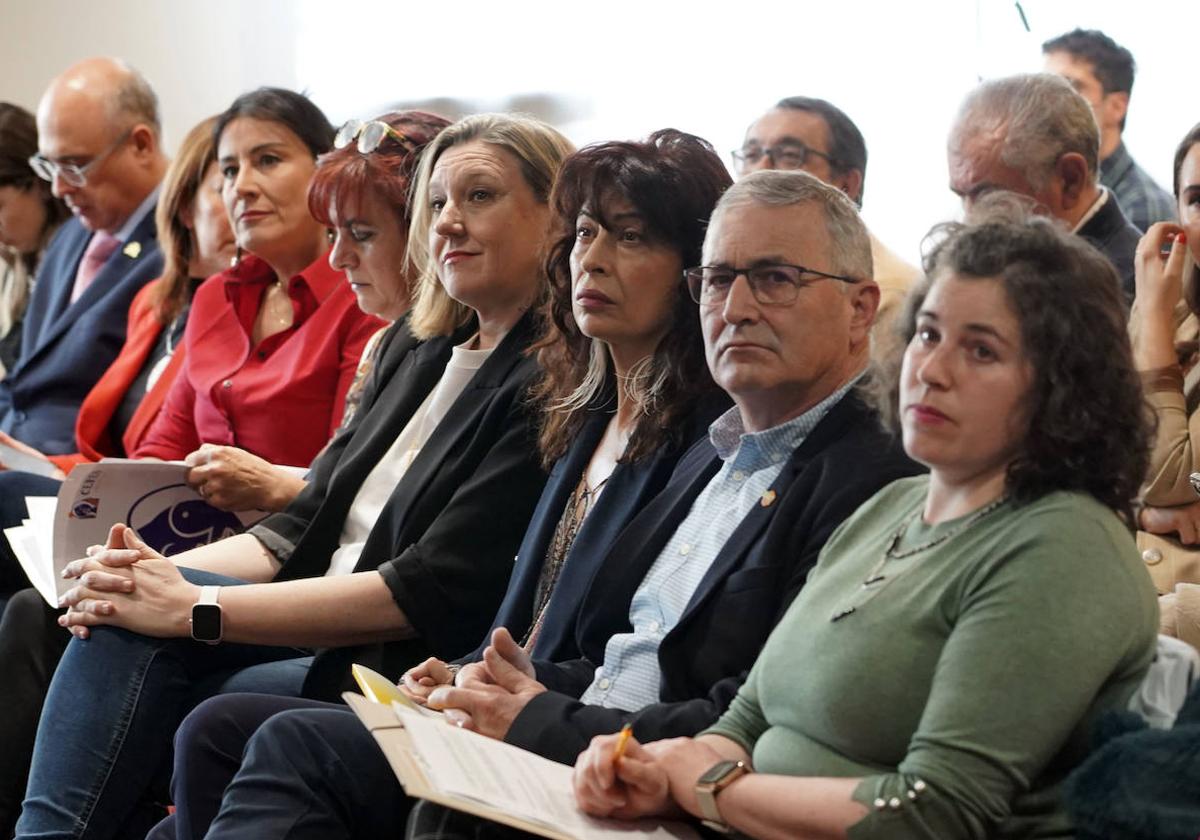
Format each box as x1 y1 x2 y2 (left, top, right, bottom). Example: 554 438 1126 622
70 232 122 303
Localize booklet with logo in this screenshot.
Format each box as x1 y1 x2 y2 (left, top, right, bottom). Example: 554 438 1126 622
2 459 266 607
343 666 699 840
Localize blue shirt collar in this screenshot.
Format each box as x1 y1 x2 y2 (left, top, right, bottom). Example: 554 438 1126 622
709 371 864 463
112 185 160 243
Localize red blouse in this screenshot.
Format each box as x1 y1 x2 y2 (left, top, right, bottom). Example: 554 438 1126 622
133 251 383 466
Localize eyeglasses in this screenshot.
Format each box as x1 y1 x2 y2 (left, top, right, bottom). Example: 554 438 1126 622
684 263 859 307
334 120 413 154
28 128 133 188
729 142 838 174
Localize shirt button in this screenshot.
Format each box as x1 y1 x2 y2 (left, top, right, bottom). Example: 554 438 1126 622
598 677 611 690
222 379 233 389
1142 548 1163 565
771 453 783 463
648 620 661 633
679 543 691 556
732 470 745 481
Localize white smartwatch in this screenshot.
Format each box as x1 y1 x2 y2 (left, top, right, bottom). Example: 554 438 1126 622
189 585 223 645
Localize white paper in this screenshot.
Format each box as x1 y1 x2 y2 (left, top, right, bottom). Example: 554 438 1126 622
394 707 696 840
0 442 60 477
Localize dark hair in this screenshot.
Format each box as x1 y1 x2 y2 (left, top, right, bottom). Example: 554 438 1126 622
531 129 731 466
1042 28 1135 130
213 87 334 160
0 102 69 268
873 199 1151 517
308 111 450 231
774 96 868 204
152 116 220 323
1173 123 1200 315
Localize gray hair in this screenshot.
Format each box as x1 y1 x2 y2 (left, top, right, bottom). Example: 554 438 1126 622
709 169 873 282
110 60 161 135
951 73 1098 190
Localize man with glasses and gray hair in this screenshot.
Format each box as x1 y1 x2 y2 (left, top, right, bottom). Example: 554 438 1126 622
166 169 918 840
0 57 166 455
733 96 919 330
947 72 1141 301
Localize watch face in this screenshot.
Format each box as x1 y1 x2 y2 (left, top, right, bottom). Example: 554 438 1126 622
191 603 222 642
698 760 741 785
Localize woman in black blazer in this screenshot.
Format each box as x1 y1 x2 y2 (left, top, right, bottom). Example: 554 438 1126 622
145 130 736 840
17 113 574 840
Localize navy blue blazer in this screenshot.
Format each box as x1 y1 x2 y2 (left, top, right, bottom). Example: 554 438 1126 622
459 390 729 666
505 386 923 764
0 214 162 454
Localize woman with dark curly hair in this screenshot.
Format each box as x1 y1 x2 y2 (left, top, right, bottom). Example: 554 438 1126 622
574 202 1159 840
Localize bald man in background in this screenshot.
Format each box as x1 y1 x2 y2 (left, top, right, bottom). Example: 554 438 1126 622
0 57 166 457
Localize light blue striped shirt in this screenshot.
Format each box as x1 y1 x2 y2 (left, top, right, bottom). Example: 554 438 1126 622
579 379 858 710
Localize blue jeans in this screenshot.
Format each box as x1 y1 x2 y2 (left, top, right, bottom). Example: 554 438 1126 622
14 568 312 840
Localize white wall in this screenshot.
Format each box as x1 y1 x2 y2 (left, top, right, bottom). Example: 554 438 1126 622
2 0 1198 266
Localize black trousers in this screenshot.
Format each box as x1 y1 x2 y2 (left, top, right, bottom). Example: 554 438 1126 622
0 589 70 837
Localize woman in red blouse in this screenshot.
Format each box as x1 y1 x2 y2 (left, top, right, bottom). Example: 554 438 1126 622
132 88 384 498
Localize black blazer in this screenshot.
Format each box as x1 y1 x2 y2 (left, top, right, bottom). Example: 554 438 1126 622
253 314 549 700
459 391 729 665
0 214 162 453
505 387 923 764
1078 194 1141 303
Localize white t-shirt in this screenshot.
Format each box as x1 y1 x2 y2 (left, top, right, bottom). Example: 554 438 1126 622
324 340 494 577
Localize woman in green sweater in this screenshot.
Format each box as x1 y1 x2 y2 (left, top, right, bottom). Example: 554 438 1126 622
572 203 1160 839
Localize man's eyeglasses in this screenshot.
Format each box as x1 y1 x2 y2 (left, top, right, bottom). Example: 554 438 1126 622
684 263 860 307
730 142 838 174
335 120 413 155
28 128 133 188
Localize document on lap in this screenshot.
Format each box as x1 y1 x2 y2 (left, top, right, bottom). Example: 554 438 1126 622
2 459 268 607
0 442 60 478
344 687 698 840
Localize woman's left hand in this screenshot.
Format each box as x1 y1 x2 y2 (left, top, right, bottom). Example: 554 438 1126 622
59 533 199 639
184 444 305 512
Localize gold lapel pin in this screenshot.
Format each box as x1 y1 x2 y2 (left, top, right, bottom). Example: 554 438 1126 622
123 241 142 259
760 489 777 507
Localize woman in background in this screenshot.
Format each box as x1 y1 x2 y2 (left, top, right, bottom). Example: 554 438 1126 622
0 102 69 376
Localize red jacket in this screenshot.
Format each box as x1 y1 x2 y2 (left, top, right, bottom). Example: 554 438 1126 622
132 252 383 467
48 280 182 473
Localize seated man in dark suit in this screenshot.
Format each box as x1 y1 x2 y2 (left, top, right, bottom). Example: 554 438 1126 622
0 57 166 455
150 170 921 840
947 72 1142 302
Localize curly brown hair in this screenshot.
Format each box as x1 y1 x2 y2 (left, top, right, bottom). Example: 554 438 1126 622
872 200 1152 516
530 129 731 467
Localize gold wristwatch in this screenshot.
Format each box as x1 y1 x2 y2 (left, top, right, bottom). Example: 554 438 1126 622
695 759 751 833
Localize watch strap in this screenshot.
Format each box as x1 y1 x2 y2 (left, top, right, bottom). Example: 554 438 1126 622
199 585 221 606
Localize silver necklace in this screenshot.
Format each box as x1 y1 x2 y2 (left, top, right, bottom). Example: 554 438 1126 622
829 494 1010 623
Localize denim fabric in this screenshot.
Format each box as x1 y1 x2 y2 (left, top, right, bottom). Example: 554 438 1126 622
15 568 310 840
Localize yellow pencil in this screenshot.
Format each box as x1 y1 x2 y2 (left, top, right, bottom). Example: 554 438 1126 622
612 723 633 765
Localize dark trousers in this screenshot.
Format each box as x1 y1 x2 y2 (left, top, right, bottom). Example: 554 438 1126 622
0 589 69 838
147 694 414 840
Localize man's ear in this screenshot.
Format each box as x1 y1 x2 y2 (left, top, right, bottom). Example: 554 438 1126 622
1054 152 1091 212
848 278 881 342
1101 91 1130 131
129 124 157 160
833 168 865 206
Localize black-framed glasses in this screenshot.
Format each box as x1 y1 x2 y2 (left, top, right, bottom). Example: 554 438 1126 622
28 127 133 188
684 263 860 307
334 120 412 154
729 142 838 174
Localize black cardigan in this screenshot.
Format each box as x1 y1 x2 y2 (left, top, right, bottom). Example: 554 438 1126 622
252 314 549 700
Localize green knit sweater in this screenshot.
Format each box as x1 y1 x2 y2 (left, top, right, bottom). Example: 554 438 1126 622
705 476 1158 839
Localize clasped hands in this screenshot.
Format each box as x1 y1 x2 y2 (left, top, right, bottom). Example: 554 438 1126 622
56 522 198 640
398 627 546 739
